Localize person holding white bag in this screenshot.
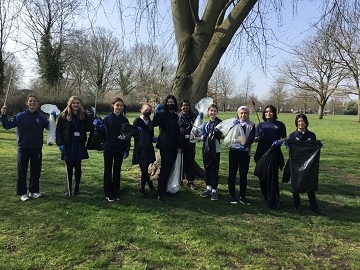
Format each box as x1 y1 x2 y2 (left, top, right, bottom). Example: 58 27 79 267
1 95 52 202
227 106 255 205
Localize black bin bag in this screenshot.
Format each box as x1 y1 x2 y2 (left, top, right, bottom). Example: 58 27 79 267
288 140 322 193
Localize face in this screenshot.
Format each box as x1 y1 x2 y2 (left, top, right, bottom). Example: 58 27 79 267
141 105 152 117
112 101 124 114
264 107 274 121
71 98 81 112
26 97 39 111
208 107 218 118
181 102 190 114
166 98 176 111
297 118 307 129
238 109 248 121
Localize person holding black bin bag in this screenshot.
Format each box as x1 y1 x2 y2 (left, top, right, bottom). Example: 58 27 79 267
284 114 326 216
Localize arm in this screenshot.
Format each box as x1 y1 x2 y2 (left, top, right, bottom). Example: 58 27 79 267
55 117 65 146
242 125 255 149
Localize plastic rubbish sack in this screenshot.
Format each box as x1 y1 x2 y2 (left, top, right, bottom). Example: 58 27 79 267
189 97 213 143
86 115 104 151
167 153 181 193
222 121 246 148
215 118 236 137
288 140 321 193
202 129 217 168
118 123 138 141
47 114 56 145
254 146 284 208
134 130 151 161
40 104 60 115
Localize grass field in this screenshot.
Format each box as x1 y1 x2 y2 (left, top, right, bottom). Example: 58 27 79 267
0 112 359 269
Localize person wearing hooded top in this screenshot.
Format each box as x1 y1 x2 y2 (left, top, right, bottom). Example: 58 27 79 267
254 105 287 209
152 95 181 203
200 104 222 201
287 114 326 215
56 96 92 196
132 104 156 197
100 97 130 202
227 106 255 205
178 99 199 190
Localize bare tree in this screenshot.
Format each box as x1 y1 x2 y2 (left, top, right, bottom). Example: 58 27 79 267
267 76 288 113
279 29 347 119
240 74 256 106
209 65 236 111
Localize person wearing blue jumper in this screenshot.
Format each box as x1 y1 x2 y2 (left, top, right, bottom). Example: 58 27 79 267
100 97 130 202
1 95 51 202
287 114 326 216
227 106 255 205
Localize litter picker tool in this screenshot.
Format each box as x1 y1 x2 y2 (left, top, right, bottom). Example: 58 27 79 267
4 70 14 106
251 100 261 124
65 162 71 197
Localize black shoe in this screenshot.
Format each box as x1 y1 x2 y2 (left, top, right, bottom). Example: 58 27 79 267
187 182 198 190
73 191 80 196
138 189 146 197
230 196 239 204
106 196 115 202
64 192 72 196
294 206 302 213
311 207 326 216
157 196 163 203
211 192 218 201
239 197 251 206
200 189 212 198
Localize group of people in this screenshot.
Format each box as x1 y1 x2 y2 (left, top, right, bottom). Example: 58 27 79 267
0 94 325 215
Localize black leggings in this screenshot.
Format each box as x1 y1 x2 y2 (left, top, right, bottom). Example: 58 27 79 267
139 164 154 191
65 160 82 192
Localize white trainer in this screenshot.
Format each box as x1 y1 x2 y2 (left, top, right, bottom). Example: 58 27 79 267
20 194 29 202
29 193 42 199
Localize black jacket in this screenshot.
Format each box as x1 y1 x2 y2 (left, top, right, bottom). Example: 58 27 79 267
152 110 181 151
56 113 91 146
101 113 130 152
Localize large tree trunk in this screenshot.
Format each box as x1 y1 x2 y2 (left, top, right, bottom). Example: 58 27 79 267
317 105 324 119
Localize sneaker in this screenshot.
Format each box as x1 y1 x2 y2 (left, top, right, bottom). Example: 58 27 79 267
157 196 163 203
187 182 198 190
64 192 72 196
230 196 239 204
20 194 29 202
211 192 218 201
106 196 115 202
239 197 251 205
200 189 211 198
29 192 41 199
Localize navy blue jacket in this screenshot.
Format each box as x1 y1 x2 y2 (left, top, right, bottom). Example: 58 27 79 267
101 113 130 152
152 110 181 151
1 109 49 148
288 129 316 141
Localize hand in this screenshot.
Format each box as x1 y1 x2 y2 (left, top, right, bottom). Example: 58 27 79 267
199 112 204 120
93 119 100 126
283 140 289 149
233 144 244 150
233 119 240 126
1 106 7 115
50 111 56 116
123 152 129 159
258 127 264 137
185 134 190 139
272 140 280 146
152 136 158 143
137 126 142 132
155 103 162 114
59 145 65 152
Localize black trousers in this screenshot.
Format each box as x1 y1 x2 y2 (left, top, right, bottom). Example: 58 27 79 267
65 160 82 193
139 163 154 191
103 150 124 198
17 148 42 195
204 153 220 189
182 141 196 182
157 149 177 198
228 150 250 198
293 191 318 209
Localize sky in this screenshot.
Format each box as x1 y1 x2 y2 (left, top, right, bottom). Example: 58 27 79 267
8 1 323 99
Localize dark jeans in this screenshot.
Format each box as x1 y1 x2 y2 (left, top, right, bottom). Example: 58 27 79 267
228 150 250 198
204 153 220 189
182 142 195 182
293 191 318 209
139 163 154 191
17 148 42 195
157 149 177 198
103 150 124 198
65 160 82 193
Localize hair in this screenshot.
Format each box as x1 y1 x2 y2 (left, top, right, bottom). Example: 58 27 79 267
180 99 191 108
26 94 39 103
236 106 250 121
207 103 218 113
140 103 152 112
262 105 277 121
295 113 309 128
111 97 124 105
62 96 85 121
161 95 179 111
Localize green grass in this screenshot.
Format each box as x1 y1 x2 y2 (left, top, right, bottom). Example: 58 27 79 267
0 112 359 269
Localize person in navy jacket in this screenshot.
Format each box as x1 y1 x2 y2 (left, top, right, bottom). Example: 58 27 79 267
100 97 130 202
287 114 326 215
1 95 50 202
